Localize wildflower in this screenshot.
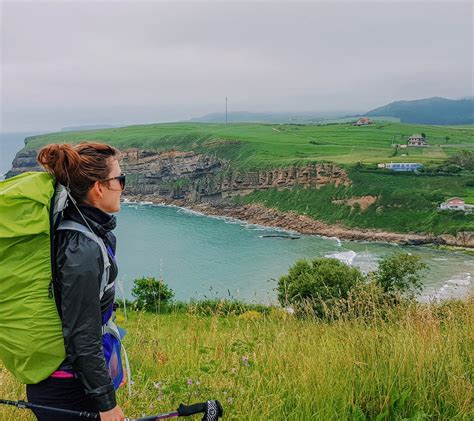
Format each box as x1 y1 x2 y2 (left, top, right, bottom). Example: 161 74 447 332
157 392 164 401
231 367 237 374
187 378 193 386
241 356 250 366
195 379 201 385
227 397 233 405
153 381 162 389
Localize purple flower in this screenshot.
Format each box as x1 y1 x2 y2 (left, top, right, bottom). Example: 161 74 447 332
187 378 193 386
153 381 162 389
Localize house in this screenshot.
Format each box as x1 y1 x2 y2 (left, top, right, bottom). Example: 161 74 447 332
408 134 428 147
384 162 423 172
438 198 474 212
354 117 372 126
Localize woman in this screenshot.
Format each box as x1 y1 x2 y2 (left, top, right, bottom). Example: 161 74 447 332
26 142 126 421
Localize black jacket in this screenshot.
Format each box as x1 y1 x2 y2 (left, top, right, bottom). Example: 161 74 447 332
53 203 118 412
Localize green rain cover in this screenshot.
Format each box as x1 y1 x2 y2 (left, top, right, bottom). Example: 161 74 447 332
0 171 65 384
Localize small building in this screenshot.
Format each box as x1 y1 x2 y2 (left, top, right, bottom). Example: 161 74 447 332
385 162 423 172
438 198 474 213
408 135 428 147
354 117 372 126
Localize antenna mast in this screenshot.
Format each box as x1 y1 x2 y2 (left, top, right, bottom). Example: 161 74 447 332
225 97 228 125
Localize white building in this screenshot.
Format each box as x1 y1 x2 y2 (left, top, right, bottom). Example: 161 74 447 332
439 198 474 213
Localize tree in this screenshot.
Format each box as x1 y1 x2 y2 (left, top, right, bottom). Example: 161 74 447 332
373 253 427 298
445 136 450 144
132 276 174 312
421 132 426 138
277 258 364 317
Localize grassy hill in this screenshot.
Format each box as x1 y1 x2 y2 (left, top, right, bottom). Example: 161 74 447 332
22 121 474 236
24 121 473 170
366 97 474 125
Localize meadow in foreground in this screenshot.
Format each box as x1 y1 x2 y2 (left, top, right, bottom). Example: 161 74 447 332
1 299 472 420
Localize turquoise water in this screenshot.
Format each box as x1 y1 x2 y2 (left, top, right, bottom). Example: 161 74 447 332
115 202 473 304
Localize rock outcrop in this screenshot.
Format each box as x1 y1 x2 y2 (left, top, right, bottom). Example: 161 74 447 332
7 147 351 203
120 148 351 202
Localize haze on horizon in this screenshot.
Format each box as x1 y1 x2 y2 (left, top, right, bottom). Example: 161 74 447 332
1 0 473 133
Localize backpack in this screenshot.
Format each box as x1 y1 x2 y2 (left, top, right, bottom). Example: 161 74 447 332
0 171 130 390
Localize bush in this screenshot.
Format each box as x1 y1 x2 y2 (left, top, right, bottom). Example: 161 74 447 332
277 257 364 318
131 276 174 312
373 253 427 298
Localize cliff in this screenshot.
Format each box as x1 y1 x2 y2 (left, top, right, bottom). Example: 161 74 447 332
8 147 351 203
6 146 473 248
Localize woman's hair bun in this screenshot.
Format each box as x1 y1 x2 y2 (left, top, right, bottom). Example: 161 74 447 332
37 143 81 187
37 141 119 202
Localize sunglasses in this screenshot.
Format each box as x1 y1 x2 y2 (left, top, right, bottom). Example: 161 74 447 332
102 173 126 190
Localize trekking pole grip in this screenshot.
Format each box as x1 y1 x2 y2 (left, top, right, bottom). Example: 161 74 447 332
177 400 223 420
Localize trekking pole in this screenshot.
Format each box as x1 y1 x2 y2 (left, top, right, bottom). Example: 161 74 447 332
0 399 98 418
0 399 223 420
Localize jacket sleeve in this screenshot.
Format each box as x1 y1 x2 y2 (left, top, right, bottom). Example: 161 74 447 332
56 231 116 412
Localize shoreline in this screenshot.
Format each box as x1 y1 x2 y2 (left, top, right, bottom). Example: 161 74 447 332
122 194 474 249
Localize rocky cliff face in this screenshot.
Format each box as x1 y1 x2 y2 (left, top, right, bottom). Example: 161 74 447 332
120 148 351 202
7 147 351 202
5 149 43 178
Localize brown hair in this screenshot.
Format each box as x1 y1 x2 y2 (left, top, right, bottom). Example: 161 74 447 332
37 142 119 202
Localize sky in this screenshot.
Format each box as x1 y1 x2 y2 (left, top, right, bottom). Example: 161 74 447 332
1 0 473 132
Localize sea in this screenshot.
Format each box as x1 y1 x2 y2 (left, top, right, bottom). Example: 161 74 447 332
115 201 473 303
1 132 472 303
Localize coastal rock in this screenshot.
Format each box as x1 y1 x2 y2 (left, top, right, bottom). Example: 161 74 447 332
119 148 351 202
439 232 474 248
5 149 43 178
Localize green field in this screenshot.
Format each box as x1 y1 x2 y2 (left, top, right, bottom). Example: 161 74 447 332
25 121 474 170
23 121 474 235
1 301 472 420
236 169 474 235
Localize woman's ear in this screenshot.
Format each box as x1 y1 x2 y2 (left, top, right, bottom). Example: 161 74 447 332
88 180 105 203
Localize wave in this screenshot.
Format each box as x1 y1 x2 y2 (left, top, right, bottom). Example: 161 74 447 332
325 250 357 266
321 236 342 246
447 272 471 287
423 272 472 302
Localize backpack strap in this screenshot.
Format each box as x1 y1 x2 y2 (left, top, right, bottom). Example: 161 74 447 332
57 220 112 300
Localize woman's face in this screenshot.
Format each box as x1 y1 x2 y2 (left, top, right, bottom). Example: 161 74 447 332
87 158 123 213
100 158 123 213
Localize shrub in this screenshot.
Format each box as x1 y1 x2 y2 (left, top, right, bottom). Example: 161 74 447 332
277 257 364 318
373 253 427 298
131 276 174 312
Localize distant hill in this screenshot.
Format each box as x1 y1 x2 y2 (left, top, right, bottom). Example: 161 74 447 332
187 111 357 124
365 97 474 125
61 124 125 132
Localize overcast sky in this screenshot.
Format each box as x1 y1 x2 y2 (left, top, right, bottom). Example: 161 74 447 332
1 0 472 132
